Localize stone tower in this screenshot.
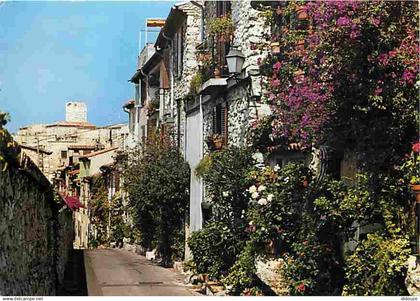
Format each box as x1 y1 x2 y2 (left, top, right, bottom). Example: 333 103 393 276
65 102 87 123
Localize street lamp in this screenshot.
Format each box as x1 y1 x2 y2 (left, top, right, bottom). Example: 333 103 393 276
226 46 245 76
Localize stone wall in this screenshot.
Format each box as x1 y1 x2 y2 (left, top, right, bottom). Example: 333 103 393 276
0 147 73 295
65 102 87 123
173 1 202 156
405 255 420 295
231 1 270 74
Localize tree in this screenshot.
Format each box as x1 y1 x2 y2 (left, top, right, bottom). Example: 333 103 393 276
123 134 190 264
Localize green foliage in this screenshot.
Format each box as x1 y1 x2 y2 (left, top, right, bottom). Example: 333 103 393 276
198 147 254 223
188 220 245 278
194 154 211 178
189 72 202 96
401 143 420 185
208 14 234 42
343 234 410 296
0 115 19 171
123 134 190 263
246 163 312 245
222 242 257 295
89 175 111 245
188 147 254 279
0 111 10 127
149 98 160 111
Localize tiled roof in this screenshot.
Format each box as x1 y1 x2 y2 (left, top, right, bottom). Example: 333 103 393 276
19 144 53 155
46 121 96 128
80 147 118 159
68 144 97 150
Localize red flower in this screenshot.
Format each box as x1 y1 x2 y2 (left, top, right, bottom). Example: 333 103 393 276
412 142 420 153
297 282 306 293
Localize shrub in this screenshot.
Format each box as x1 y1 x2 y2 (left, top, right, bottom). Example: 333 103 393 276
123 134 190 263
188 220 245 278
343 234 410 296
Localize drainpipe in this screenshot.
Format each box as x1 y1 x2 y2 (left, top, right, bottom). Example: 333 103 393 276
140 69 148 138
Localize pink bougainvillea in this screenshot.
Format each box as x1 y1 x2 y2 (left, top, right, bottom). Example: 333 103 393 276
259 0 419 149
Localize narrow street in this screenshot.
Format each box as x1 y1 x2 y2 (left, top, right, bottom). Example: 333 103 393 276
84 249 196 296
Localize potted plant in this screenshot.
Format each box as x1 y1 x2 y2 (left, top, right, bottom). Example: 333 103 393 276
146 99 160 116
208 14 235 44
206 134 224 151
295 5 308 20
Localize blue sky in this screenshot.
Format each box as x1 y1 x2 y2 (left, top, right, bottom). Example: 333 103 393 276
0 0 174 133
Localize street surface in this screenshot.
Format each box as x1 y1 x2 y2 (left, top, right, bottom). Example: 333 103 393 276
84 248 196 296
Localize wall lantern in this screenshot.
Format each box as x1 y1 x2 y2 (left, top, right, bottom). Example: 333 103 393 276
226 46 245 75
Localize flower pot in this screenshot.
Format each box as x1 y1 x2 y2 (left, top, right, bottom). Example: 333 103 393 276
411 184 420 203
296 6 308 20
214 67 221 78
294 70 305 84
270 42 280 55
295 40 305 51
213 138 224 150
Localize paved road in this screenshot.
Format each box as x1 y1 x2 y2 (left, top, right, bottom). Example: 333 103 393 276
84 248 196 296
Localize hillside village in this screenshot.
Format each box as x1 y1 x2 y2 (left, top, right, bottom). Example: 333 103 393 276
0 0 419 297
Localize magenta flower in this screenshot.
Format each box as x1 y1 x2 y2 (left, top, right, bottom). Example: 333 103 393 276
336 16 352 27
402 69 415 84
371 18 380 27
273 61 282 72
388 50 397 58
271 79 280 87
374 87 383 96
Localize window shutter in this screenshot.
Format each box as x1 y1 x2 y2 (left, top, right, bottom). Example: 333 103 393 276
115 173 120 192
222 104 228 143
212 106 217 134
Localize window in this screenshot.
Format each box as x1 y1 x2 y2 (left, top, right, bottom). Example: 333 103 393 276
115 173 120 192
216 0 231 17
134 84 140 105
61 150 67 159
212 102 228 143
173 25 184 77
140 80 147 107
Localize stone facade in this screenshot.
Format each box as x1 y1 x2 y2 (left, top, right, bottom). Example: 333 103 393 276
172 1 203 154
65 101 87 123
0 148 73 296
406 255 420 295
255 258 289 296
14 104 128 182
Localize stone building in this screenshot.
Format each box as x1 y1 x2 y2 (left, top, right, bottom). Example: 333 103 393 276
126 0 271 258
14 103 128 181
76 147 118 248
65 101 87 123
185 1 270 235
15 102 128 250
